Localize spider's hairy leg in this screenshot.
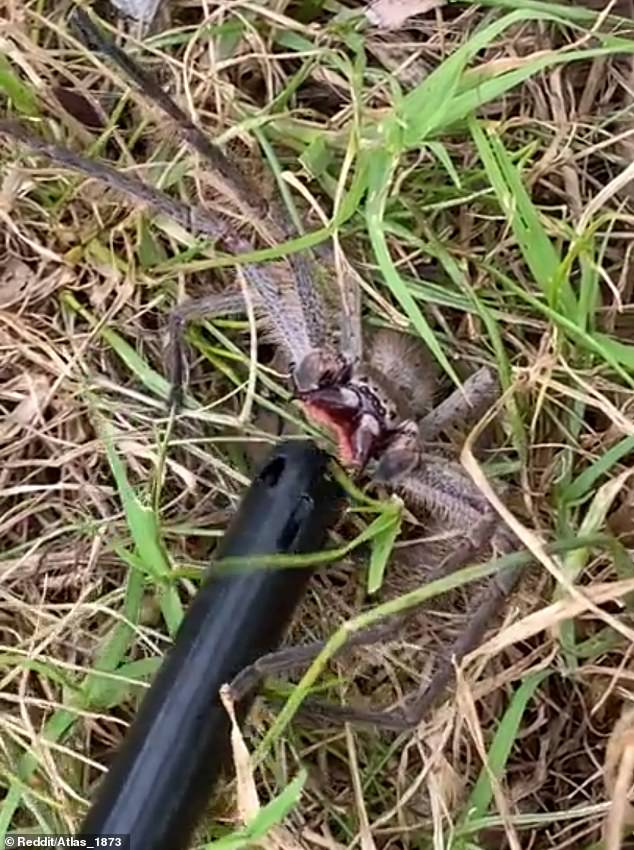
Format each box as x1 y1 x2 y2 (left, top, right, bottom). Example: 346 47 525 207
71 7 266 222
293 541 522 730
244 263 318 370
419 366 499 440
224 456 523 730
0 122 319 401
71 8 330 350
325 248 363 365
395 547 522 728
168 261 321 409
228 617 404 703
226 513 520 731
0 120 231 242
168 289 252 408
388 453 516 551
227 517 500 711
292 254 330 349
369 456 523 725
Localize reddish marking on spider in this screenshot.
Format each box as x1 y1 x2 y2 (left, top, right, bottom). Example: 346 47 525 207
300 400 356 466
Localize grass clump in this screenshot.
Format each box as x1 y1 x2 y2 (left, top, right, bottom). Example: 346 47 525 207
2 1 634 848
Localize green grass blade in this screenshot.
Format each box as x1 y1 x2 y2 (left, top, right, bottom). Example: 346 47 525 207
473 0 627 25
463 671 550 820
203 771 306 850
365 148 461 385
446 42 634 131
562 435 634 504
426 141 463 189
470 119 567 311
488 268 634 386
575 240 601 334
367 502 402 594
254 540 603 762
397 10 549 146
557 471 632 663
592 332 634 371
102 424 183 636
82 558 146 707
0 55 39 116
62 291 173 401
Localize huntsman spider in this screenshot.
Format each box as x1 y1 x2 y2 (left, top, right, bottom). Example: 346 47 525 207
0 8 524 729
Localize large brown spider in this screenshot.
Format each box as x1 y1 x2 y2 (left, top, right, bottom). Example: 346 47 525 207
0 9 524 729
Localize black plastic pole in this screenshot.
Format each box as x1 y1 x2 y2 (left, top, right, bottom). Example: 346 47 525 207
80 440 341 850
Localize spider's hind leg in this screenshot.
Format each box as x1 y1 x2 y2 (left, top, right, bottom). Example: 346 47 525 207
398 522 521 727
419 366 499 440
223 458 522 731
288 515 521 731
368 456 522 722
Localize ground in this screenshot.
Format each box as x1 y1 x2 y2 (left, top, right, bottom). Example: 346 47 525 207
1 1 634 848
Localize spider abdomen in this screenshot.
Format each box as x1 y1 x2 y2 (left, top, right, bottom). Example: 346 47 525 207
367 328 438 419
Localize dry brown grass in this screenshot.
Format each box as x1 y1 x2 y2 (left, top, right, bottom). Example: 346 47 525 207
3 1 634 848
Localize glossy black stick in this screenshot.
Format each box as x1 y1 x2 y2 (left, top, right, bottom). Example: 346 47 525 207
80 440 341 850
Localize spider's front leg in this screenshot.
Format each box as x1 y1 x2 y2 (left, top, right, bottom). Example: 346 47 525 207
168 260 328 409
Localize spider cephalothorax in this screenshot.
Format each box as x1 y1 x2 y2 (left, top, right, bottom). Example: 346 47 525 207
293 345 419 472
